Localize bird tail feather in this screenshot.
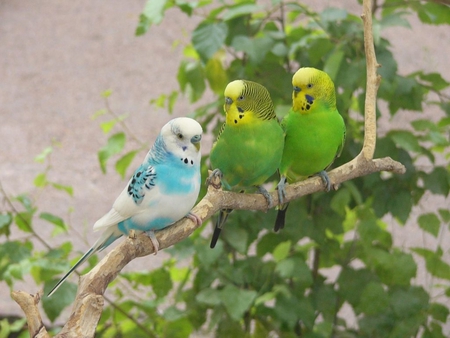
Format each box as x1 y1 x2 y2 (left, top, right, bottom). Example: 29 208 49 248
47 227 123 297
274 203 289 232
210 209 232 249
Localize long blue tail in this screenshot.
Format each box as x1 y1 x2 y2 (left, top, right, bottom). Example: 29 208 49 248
47 228 122 297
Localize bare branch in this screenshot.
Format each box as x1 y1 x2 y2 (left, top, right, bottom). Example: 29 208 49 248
361 0 381 160
11 290 50 338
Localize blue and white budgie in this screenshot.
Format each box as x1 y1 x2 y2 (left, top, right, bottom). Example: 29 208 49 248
48 117 203 296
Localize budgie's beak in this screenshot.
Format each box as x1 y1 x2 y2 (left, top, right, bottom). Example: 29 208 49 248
224 96 233 112
191 135 202 151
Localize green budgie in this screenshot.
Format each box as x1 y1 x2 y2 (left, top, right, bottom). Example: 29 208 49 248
209 79 284 248
275 67 346 231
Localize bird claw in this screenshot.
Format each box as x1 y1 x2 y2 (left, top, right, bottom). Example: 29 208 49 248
186 211 202 226
128 229 137 239
206 169 223 190
258 186 274 209
144 230 159 255
316 170 332 192
277 176 287 205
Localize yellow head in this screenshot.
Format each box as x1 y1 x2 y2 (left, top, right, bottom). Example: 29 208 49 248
224 80 276 126
291 67 337 114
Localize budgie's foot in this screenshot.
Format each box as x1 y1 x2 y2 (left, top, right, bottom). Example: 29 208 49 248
186 211 202 226
316 170 331 192
145 230 160 255
128 229 137 239
206 169 223 189
277 176 287 205
257 186 274 209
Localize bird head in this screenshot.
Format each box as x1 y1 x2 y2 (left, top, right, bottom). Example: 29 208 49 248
223 80 276 126
162 117 203 155
291 67 337 114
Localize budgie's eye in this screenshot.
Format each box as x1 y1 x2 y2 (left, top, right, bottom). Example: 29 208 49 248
177 133 183 139
307 83 313 89
238 95 245 101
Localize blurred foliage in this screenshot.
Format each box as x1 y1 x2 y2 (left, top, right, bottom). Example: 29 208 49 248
1 0 449 337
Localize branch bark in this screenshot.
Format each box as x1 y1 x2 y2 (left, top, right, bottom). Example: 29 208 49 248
13 0 405 336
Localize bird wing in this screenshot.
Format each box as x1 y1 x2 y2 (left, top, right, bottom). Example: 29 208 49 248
93 164 158 231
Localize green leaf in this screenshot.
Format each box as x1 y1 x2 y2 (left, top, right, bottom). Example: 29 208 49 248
320 7 348 23
167 90 178 114
418 213 441 238
0 213 12 236
231 35 274 64
421 167 450 196
39 212 68 233
417 72 450 91
98 132 126 173
205 57 228 95
136 0 169 36
357 281 390 315
256 232 282 257
412 248 450 280
101 89 113 98
438 209 450 223
390 286 429 319
192 22 228 62
43 281 77 322
177 60 206 103
15 212 33 233
100 119 118 134
148 267 172 298
378 12 411 30
91 108 107 120
275 256 313 286
389 189 413 224
34 147 53 163
429 302 449 323
323 49 345 81
219 284 257 321
338 268 378 308
115 150 138 179
272 240 291 262
196 288 221 306
222 3 263 21
389 130 422 153
223 226 248 254
162 316 193 338
50 182 74 196
330 188 351 216
33 172 47 187
415 2 450 25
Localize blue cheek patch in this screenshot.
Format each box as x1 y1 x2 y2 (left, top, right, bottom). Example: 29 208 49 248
305 94 314 105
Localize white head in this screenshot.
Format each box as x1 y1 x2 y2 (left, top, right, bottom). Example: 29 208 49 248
158 117 203 161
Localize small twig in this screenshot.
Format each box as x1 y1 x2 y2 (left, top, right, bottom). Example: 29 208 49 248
0 181 52 251
103 96 146 147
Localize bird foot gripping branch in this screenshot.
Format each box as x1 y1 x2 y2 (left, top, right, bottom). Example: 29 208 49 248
206 169 224 190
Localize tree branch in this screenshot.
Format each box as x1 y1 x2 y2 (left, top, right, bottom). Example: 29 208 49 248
13 0 406 336
11 291 49 338
361 0 381 160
